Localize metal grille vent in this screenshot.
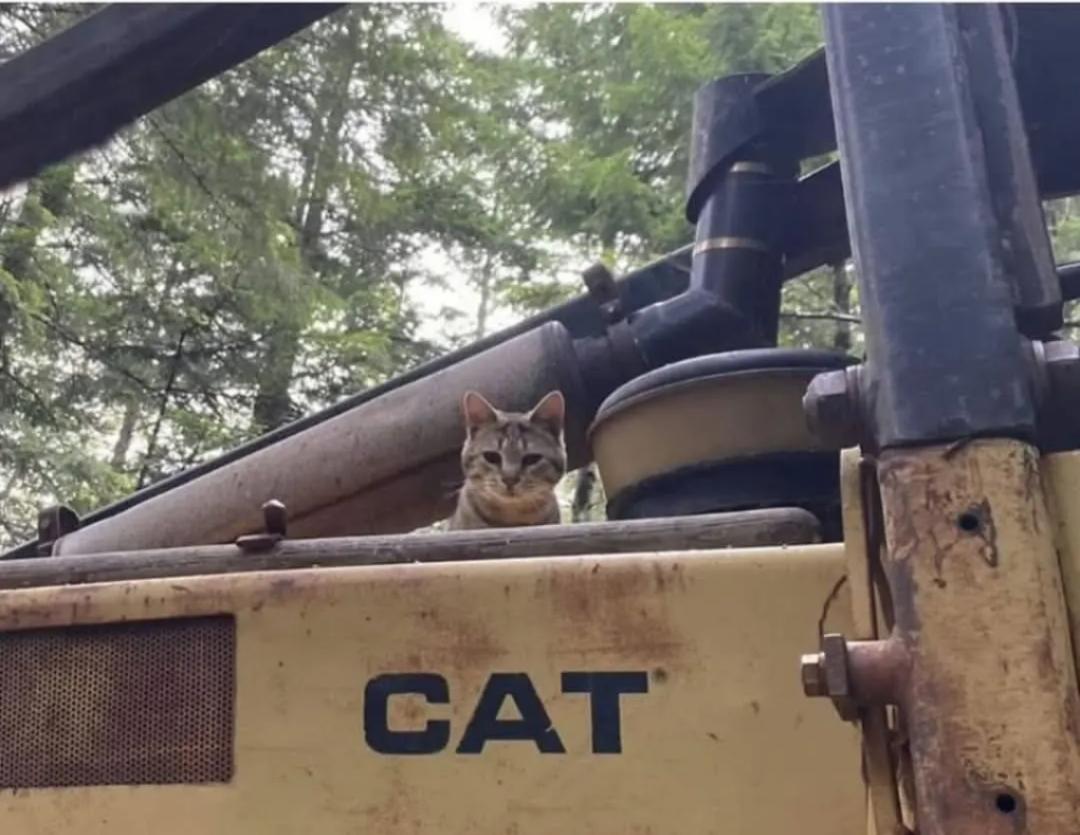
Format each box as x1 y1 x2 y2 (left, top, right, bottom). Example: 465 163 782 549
0 614 235 788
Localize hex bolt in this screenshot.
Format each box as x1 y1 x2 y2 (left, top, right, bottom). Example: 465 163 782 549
1032 339 1080 450
801 652 827 697
1044 339 1080 410
802 634 908 723
803 365 863 449
800 633 859 721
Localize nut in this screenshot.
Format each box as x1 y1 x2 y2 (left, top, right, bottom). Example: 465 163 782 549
1036 339 1080 451
800 634 860 722
1044 340 1080 404
803 366 862 448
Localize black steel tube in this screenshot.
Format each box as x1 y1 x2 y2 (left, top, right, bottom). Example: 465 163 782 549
626 75 798 367
822 3 1035 447
0 4 344 190
689 161 791 345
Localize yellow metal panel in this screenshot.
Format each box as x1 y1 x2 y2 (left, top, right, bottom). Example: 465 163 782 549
0 546 863 834
1041 449 1080 679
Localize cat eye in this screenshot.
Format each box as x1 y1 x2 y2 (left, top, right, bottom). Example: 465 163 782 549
522 453 543 467
482 451 502 465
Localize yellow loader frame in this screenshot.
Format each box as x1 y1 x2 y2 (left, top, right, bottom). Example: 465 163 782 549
1 445 1076 833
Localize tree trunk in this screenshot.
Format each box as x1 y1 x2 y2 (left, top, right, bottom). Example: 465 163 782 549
137 331 187 488
110 399 139 471
252 18 358 433
474 251 495 340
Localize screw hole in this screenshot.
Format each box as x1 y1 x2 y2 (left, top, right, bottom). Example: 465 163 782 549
957 511 981 533
995 792 1017 814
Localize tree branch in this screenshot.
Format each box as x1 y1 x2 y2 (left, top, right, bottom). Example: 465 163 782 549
781 310 862 324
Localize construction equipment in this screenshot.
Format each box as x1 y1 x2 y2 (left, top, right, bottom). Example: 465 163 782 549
2 3 1080 833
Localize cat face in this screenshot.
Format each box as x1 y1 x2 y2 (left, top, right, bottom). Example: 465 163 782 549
460 390 567 504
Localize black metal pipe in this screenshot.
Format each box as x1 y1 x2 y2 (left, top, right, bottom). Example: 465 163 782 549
625 75 798 368
822 3 1035 448
0 4 344 190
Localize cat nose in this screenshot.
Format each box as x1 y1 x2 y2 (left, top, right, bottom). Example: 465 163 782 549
502 472 520 487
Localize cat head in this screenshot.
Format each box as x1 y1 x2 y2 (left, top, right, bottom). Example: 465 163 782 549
459 390 567 502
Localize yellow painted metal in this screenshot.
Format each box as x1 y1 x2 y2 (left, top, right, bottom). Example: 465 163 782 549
840 447 906 835
1039 449 1080 680
0 546 864 834
590 370 828 497
840 446 876 641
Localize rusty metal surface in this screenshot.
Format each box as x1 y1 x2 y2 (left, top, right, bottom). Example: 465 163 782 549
837 448 909 835
877 440 1080 835
0 545 864 833
0 616 233 788
53 322 589 555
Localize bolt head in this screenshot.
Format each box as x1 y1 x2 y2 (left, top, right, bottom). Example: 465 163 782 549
1045 340 1080 395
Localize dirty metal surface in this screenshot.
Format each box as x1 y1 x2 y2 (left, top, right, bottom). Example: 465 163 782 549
0 546 862 834
878 440 1080 835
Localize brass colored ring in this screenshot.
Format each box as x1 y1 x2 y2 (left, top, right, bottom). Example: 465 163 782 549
729 161 773 176
693 236 771 255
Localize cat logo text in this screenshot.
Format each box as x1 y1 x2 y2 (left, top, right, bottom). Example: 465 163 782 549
364 671 649 755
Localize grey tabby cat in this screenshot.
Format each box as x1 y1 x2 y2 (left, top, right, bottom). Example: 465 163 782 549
448 390 567 530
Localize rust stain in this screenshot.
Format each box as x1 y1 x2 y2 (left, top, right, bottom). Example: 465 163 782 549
651 562 667 592
882 442 1080 833
543 559 689 668
362 769 423 834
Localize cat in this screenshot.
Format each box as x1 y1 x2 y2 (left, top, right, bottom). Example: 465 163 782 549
448 389 567 530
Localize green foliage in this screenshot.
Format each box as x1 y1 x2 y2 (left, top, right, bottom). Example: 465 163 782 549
2 3 1063 546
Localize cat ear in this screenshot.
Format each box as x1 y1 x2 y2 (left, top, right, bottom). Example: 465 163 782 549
462 391 498 433
529 390 565 435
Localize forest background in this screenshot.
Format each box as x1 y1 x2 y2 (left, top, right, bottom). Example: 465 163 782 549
2 3 1079 546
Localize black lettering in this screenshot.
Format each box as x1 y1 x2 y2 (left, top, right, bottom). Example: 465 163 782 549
562 671 648 753
456 673 565 754
364 673 450 755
